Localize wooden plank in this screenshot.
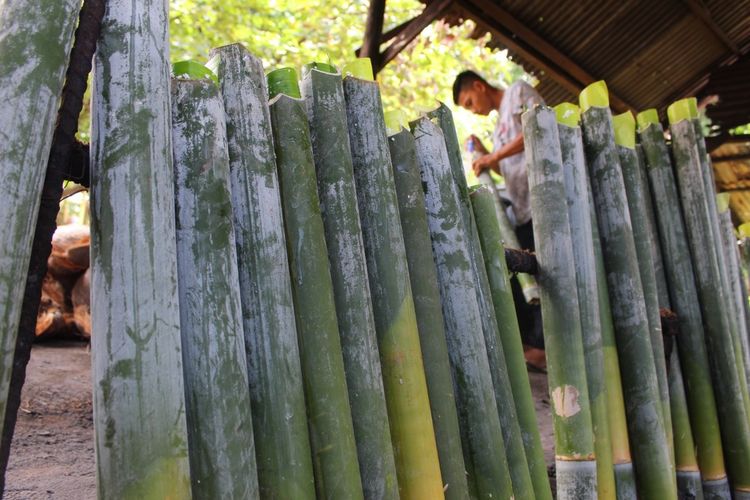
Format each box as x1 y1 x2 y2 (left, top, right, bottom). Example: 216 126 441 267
457 0 635 112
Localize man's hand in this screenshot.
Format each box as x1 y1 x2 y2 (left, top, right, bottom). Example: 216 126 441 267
472 151 499 176
465 134 488 155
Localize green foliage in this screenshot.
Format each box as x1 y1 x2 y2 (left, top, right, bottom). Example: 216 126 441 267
731 123 750 135
169 0 530 178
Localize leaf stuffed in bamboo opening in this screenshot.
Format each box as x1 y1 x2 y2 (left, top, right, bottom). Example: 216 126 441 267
387 116 470 500
342 59 444 500
639 108 729 498
302 63 398 500
580 81 675 499
523 104 597 500
171 78 259 499
268 67 364 500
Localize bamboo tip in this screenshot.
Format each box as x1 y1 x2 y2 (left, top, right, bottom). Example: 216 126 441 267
553 102 580 127
342 58 374 81
613 111 636 149
267 67 301 99
384 110 409 136
716 192 731 213
172 60 219 85
303 61 338 76
687 97 699 119
667 98 693 125
739 222 750 238
579 81 609 111
636 109 660 131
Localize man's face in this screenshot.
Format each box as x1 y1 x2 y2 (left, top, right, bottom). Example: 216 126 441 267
457 80 494 116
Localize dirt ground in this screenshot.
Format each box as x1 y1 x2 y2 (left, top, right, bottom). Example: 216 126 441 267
4 340 554 499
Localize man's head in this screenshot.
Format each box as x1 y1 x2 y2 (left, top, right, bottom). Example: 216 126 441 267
453 70 501 115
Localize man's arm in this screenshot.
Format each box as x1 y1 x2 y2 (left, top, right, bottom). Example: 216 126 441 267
472 132 524 176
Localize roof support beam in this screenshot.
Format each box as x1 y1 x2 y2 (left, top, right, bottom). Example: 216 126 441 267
356 17 414 58
457 0 635 112
683 0 740 56
361 0 387 68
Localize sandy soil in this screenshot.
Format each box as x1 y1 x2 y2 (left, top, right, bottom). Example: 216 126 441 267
3 340 554 499
5 340 95 500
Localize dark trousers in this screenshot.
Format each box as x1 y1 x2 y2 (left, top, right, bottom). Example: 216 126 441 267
511 220 544 349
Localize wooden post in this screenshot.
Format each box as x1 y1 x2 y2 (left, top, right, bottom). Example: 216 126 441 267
343 66 444 500
171 79 259 499
269 70 364 500
301 65 398 499
208 44 315 499
555 103 615 500
580 82 675 499
670 99 750 495
524 105 597 499
388 125 470 500
639 111 729 498
0 0 80 440
90 0 191 496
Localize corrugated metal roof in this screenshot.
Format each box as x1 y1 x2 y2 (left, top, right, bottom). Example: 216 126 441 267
432 0 750 132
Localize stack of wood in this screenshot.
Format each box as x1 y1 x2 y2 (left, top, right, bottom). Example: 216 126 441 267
36 224 90 339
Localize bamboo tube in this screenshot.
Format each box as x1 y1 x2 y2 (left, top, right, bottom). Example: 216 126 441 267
717 199 750 390
301 65 398 500
89 1 192 496
553 103 615 500
171 79 259 499
0 0 79 440
523 105 597 499
414 116 534 500
669 100 750 495
427 102 552 500
342 63 444 500
469 185 552 499
639 110 729 498
387 122 470 500
635 121 703 500
475 172 540 304
579 82 676 499
208 44 315 499
589 196 636 499
613 112 673 466
413 116 514 500
269 69 364 500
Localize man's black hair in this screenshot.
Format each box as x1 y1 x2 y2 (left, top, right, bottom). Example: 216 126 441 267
452 70 489 105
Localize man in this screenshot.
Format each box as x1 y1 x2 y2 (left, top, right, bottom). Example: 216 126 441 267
453 70 546 369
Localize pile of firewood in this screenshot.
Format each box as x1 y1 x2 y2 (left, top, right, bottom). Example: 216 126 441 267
36 224 90 339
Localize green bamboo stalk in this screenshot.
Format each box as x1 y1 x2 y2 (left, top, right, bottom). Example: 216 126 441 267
301 65 398 500
387 124 470 500
613 111 673 468
475 172 540 304
717 200 750 393
414 116 514 500
208 44 315 499
671 98 750 495
0 0 80 441
171 79 259 499
636 120 703 499
554 103 615 500
523 105 597 499
428 102 552 500
579 82 675 499
589 196 636 500
89 1 192 496
639 111 729 498
469 185 551 499
342 64 444 500
269 69 364 500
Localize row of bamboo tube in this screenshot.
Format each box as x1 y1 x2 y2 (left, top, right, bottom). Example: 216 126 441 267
523 81 750 499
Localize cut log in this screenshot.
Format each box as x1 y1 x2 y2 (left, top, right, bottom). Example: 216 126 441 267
48 224 90 278
71 269 90 339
